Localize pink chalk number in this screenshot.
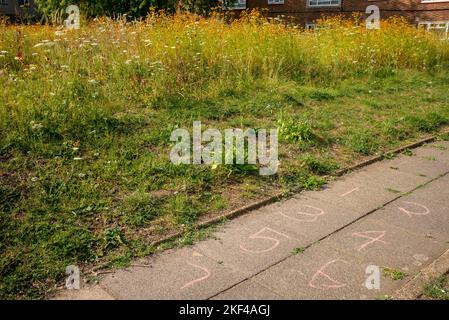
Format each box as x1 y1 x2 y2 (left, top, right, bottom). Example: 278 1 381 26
240 227 291 254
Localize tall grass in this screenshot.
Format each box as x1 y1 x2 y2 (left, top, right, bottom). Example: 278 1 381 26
1 12 449 156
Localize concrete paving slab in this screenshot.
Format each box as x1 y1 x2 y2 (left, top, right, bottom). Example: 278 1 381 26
303 173 398 214
413 175 449 207
350 163 430 194
372 193 449 243
53 286 115 300
85 140 449 300
413 143 449 164
193 216 307 277
211 280 283 300
384 154 449 180
234 195 369 244
426 170 449 185
100 247 246 300
408 174 449 206
435 171 449 182
252 242 402 300
432 140 449 148
320 217 448 275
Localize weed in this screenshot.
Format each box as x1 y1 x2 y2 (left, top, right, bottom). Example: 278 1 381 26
122 193 162 227
438 133 449 141
278 117 317 144
386 188 401 194
406 112 448 133
301 155 339 175
382 267 407 280
303 176 326 190
382 152 396 160
344 130 379 155
423 276 449 300
291 247 306 255
102 228 125 251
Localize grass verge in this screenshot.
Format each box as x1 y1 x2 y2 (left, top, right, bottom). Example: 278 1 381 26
1 12 449 299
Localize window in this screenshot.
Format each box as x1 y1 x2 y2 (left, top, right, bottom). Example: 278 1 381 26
268 0 285 4
305 23 317 31
418 21 449 38
308 0 341 7
223 0 246 10
0 0 8 5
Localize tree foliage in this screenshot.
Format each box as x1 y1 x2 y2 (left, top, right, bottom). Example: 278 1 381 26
33 0 223 18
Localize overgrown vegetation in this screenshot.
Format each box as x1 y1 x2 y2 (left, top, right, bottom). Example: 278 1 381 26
1 12 449 299
423 275 449 300
382 267 407 281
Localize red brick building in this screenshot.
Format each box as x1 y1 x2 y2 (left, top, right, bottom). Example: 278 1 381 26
225 1 449 31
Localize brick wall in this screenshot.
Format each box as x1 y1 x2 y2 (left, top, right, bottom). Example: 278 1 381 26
242 0 449 25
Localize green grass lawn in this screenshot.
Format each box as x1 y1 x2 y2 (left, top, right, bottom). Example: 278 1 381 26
1 13 449 299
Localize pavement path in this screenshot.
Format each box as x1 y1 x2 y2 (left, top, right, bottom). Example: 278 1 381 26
59 140 449 300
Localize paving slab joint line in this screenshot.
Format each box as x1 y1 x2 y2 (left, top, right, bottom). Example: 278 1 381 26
206 171 449 300
393 249 449 300
84 133 449 277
